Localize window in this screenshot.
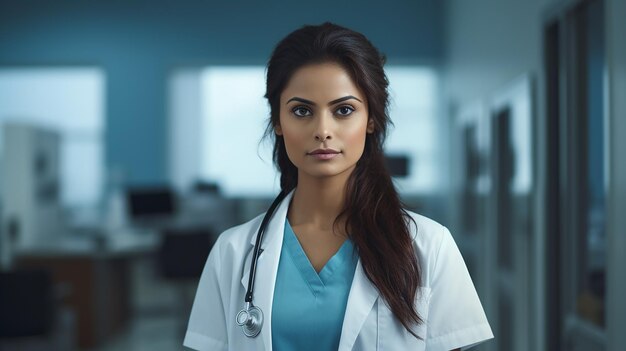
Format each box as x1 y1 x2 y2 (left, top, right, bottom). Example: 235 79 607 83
385 67 440 194
0 67 105 208
201 67 276 197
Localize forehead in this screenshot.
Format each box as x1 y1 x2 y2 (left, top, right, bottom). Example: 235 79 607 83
280 62 365 102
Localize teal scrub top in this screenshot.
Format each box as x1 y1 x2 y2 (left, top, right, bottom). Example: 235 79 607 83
271 219 359 351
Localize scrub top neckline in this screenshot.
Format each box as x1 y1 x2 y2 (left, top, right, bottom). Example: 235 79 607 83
285 218 354 290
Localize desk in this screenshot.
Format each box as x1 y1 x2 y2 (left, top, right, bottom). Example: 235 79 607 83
15 230 158 350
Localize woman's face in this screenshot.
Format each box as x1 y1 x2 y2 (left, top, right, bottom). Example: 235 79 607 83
275 62 374 180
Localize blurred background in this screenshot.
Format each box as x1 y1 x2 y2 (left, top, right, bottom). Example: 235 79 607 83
0 0 624 350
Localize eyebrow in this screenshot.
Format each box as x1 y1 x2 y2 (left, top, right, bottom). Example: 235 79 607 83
286 95 363 106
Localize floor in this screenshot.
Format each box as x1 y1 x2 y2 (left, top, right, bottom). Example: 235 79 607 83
0 257 197 351
90 312 187 351
89 257 196 351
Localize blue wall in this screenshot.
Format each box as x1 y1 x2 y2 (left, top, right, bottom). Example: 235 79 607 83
0 0 443 185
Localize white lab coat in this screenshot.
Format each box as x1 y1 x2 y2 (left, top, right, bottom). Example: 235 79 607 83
184 189 493 351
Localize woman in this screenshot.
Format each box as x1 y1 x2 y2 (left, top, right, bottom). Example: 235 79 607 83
184 22 493 351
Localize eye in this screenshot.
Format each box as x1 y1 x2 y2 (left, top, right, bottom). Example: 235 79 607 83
292 106 312 117
336 105 355 116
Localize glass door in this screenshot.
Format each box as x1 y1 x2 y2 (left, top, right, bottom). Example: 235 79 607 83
487 75 534 351
544 0 607 349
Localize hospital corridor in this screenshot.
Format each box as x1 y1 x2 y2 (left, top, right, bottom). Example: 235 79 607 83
0 0 625 350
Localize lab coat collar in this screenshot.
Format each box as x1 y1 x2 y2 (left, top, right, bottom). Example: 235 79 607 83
246 188 295 247
239 187 380 351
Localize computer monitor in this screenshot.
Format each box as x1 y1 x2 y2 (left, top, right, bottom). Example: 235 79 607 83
384 154 410 177
126 186 177 221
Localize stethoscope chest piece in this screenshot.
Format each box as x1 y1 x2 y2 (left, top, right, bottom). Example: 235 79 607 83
236 303 264 338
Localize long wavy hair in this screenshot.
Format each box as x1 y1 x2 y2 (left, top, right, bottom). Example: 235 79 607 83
261 22 423 337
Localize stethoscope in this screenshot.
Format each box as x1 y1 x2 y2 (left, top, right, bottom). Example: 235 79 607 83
236 190 289 338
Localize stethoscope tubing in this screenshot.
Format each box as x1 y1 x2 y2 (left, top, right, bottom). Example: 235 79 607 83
238 189 289 338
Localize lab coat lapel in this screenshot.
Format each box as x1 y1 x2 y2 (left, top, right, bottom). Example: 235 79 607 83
239 189 294 351
338 258 380 351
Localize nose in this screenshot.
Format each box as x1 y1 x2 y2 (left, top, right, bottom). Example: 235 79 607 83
315 133 330 141
314 112 333 142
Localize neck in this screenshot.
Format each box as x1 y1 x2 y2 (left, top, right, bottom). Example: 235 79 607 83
287 169 353 233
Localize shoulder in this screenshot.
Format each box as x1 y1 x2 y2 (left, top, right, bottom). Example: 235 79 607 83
402 212 494 349
403 209 448 253
403 209 454 287
210 212 265 259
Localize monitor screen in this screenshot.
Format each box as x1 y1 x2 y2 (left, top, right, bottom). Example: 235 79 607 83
126 187 176 219
384 154 410 177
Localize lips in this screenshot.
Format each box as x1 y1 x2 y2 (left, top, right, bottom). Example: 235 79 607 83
308 148 340 155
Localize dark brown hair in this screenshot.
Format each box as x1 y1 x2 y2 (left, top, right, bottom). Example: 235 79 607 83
261 22 423 338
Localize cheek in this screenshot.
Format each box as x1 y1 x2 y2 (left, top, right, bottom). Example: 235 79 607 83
279 123 305 157
281 123 301 142
343 124 368 152
283 134 299 154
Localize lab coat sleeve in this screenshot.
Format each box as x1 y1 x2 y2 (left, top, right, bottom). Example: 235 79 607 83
183 240 229 351
424 226 494 351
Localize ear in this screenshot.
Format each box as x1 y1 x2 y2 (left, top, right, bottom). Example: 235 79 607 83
366 118 375 133
275 124 283 136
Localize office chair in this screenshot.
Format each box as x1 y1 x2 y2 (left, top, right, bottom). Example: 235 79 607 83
0 269 53 338
156 228 216 336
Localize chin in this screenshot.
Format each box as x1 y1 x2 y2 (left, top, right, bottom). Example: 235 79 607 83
310 165 357 178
